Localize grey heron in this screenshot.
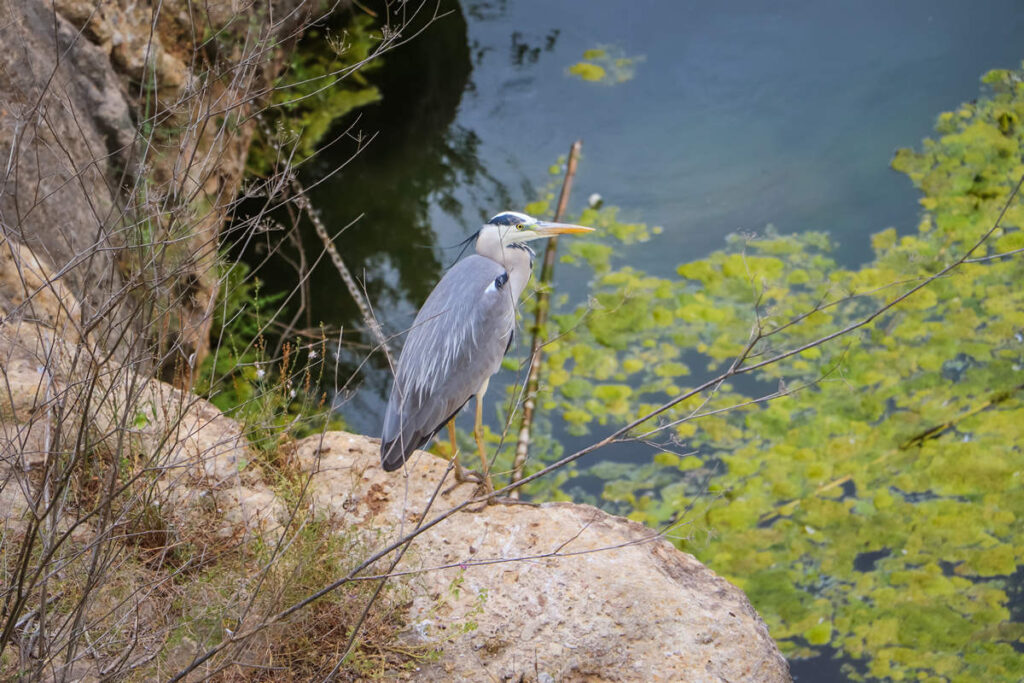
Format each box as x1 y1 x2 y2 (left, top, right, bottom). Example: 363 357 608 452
380 211 594 491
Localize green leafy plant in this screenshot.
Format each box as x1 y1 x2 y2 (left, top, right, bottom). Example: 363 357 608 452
196 260 341 460
529 66 1024 680
248 13 383 175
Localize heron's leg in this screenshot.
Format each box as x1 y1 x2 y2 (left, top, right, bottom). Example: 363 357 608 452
447 419 478 484
473 378 495 494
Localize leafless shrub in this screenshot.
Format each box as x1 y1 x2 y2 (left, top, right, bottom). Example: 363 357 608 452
0 0 441 679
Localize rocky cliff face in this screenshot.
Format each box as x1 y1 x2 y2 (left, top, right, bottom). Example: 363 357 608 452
0 0 308 385
2 377 791 680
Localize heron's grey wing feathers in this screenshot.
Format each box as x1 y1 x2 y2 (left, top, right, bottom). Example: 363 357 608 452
381 255 516 470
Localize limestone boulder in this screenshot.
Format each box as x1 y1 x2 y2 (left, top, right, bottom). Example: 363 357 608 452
295 431 791 682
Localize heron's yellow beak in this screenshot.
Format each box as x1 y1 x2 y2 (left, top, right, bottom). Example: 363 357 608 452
534 221 595 235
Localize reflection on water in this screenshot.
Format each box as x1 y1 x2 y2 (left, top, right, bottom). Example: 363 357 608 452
278 0 475 327
241 0 493 422
250 0 1024 435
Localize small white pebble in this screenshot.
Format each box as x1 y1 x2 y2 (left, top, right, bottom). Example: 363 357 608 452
588 193 602 208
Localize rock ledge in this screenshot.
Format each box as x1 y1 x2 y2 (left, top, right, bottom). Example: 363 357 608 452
295 431 791 682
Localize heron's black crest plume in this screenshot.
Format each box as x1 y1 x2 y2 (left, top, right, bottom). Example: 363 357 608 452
446 229 481 268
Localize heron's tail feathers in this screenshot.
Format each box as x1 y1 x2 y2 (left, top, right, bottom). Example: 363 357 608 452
380 437 411 472
380 404 465 472
380 429 431 472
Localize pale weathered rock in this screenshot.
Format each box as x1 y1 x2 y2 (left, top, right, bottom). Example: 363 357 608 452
0 251 282 541
295 431 791 683
0 349 282 541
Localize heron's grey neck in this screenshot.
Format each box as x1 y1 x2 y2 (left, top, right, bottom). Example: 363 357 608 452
476 229 535 300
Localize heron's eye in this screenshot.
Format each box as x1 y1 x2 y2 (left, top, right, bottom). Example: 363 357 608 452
516 223 524 230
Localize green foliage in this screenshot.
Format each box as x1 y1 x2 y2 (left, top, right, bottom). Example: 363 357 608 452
535 65 1024 680
196 260 342 459
248 13 382 175
566 45 645 85
195 260 271 413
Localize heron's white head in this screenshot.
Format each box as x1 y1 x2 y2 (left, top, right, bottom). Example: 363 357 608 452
473 211 594 297
481 210 594 247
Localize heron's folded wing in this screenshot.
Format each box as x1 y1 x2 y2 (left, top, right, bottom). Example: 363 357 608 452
380 255 515 469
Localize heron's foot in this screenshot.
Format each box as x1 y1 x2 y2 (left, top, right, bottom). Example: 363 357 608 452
455 467 486 485
489 495 539 507
470 479 496 501
465 494 539 512
442 467 486 496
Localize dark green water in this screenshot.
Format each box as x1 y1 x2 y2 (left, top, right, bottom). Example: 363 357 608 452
267 0 1024 436
243 2 1024 679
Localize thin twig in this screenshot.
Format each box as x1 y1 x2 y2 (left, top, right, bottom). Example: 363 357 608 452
963 244 1024 263
510 140 582 494
255 113 394 367
292 181 395 368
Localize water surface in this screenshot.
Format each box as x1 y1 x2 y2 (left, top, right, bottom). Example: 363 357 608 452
291 0 1023 433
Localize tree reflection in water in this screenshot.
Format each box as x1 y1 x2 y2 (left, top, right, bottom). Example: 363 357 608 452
236 0 513 427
